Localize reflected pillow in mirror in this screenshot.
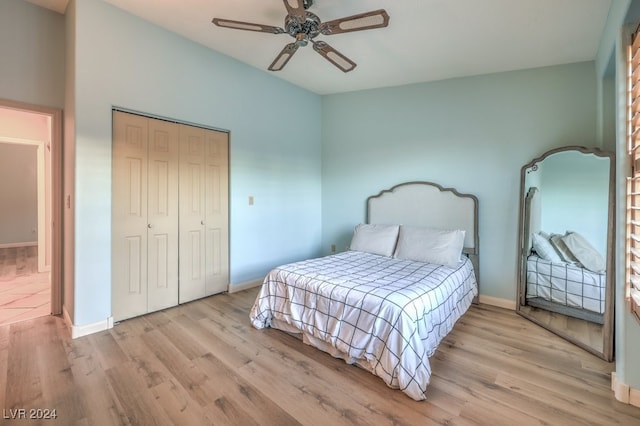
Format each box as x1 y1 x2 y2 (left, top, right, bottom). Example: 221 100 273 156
349 224 400 257
549 233 579 264
561 232 606 272
531 232 563 262
394 226 465 268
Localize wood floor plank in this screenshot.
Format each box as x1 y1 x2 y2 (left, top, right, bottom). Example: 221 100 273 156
108 320 169 390
0 287 638 425
36 345 83 423
64 334 127 425
171 313 301 425
265 327 457 425
0 324 8 406
149 379 220 426
198 302 414 424
192 353 300 426
4 320 46 410
138 327 216 408
193 314 364 424
494 371 640 425
105 363 172 425
439 324 613 398
203 295 501 425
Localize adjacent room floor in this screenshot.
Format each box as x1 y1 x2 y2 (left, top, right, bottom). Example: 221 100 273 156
0 246 50 326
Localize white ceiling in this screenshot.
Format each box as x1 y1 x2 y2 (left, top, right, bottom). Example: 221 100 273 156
24 0 67 14
26 0 612 95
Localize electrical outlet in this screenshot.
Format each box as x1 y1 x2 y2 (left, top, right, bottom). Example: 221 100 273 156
331 244 336 253
248 196 254 205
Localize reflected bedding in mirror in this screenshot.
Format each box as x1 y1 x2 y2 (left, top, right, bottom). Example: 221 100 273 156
527 231 606 323
526 253 605 324
524 186 607 323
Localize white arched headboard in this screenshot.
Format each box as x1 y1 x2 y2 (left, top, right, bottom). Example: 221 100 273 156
367 181 479 299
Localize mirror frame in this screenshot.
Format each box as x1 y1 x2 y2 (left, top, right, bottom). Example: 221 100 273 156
516 146 615 361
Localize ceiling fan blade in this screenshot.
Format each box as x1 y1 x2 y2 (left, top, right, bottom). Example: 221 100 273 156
320 9 390 35
268 43 299 71
282 0 307 23
212 18 284 34
312 41 356 73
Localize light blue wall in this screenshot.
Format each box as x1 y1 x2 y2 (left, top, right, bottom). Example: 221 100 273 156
596 0 631 78
321 62 598 301
537 152 610 256
71 0 322 326
0 0 65 108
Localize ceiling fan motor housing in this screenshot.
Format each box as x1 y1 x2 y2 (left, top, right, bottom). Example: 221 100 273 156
285 12 321 45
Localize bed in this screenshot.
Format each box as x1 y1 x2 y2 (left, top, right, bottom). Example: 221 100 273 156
249 182 479 401
523 187 606 324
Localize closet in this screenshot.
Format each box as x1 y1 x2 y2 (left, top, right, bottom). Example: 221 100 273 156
112 111 229 321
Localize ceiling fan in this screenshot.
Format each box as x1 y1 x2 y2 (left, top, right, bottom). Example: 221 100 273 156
212 0 390 73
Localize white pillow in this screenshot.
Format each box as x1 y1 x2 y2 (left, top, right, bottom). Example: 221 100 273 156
394 226 465 268
562 232 606 272
550 233 579 264
349 224 399 257
531 232 563 263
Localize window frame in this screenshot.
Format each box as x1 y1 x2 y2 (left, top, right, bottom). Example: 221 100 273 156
626 28 640 324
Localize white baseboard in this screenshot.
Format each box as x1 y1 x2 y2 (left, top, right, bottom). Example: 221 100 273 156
612 372 640 408
63 305 114 339
228 278 263 293
478 295 516 310
0 242 37 249
632 387 640 408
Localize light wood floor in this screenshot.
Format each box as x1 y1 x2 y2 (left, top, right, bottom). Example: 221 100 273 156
0 246 50 326
1 287 640 425
519 305 604 354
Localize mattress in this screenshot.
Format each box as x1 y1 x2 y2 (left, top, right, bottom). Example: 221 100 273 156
249 250 478 401
526 255 605 314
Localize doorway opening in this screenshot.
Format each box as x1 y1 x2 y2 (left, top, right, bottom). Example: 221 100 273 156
0 100 62 326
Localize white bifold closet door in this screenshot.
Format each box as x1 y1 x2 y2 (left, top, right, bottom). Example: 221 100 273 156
112 111 229 321
178 124 229 303
112 111 180 321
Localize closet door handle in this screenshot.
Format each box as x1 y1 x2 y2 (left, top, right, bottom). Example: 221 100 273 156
201 220 205 226
148 223 153 229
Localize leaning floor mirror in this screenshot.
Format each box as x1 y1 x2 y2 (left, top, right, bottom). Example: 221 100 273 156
516 146 614 361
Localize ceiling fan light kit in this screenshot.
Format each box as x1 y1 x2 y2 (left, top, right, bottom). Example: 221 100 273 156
212 0 390 73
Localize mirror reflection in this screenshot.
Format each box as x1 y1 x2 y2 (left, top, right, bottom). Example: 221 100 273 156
517 147 614 361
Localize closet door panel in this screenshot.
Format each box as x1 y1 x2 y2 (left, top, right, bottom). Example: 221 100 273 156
114 112 229 318
179 126 206 303
112 111 149 321
147 120 179 311
204 129 229 295
125 236 144 294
